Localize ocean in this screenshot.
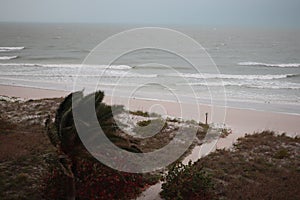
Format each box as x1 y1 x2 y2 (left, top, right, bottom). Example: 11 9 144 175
0 23 300 115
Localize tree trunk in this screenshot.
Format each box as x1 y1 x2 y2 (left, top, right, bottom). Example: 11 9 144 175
66 176 76 200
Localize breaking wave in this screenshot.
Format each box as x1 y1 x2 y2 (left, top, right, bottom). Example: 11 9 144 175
0 56 18 60
166 73 297 80
238 62 300 68
177 81 300 90
0 63 132 70
0 47 25 52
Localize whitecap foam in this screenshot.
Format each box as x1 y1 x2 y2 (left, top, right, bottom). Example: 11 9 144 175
245 84 300 90
0 63 132 70
166 72 294 80
177 81 244 87
177 81 300 90
238 62 300 68
0 69 157 79
0 47 25 52
0 56 18 60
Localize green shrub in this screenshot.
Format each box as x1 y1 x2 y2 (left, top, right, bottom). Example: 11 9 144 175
161 162 214 200
273 148 290 159
137 120 151 127
134 119 167 137
129 110 150 117
220 128 232 138
166 118 181 123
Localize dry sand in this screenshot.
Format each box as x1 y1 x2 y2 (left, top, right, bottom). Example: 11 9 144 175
0 84 69 99
1 84 299 149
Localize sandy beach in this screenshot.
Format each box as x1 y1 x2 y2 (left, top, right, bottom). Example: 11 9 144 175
0 85 69 100
1 84 299 149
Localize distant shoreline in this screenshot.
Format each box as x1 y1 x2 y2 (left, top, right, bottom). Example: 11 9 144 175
1 84 299 149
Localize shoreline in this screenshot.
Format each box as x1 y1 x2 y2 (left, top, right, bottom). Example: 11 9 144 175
1 84 299 149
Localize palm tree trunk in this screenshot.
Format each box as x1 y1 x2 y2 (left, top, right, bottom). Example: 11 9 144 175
66 176 76 200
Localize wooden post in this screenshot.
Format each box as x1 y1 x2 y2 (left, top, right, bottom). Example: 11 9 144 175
205 112 208 125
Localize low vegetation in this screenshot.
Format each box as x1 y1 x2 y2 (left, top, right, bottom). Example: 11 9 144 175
161 131 300 200
42 156 159 200
134 119 168 137
129 110 160 118
0 97 60 200
161 162 214 200
129 110 150 117
136 120 152 127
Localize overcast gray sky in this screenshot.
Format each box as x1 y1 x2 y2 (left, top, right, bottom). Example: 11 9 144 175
0 0 299 27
